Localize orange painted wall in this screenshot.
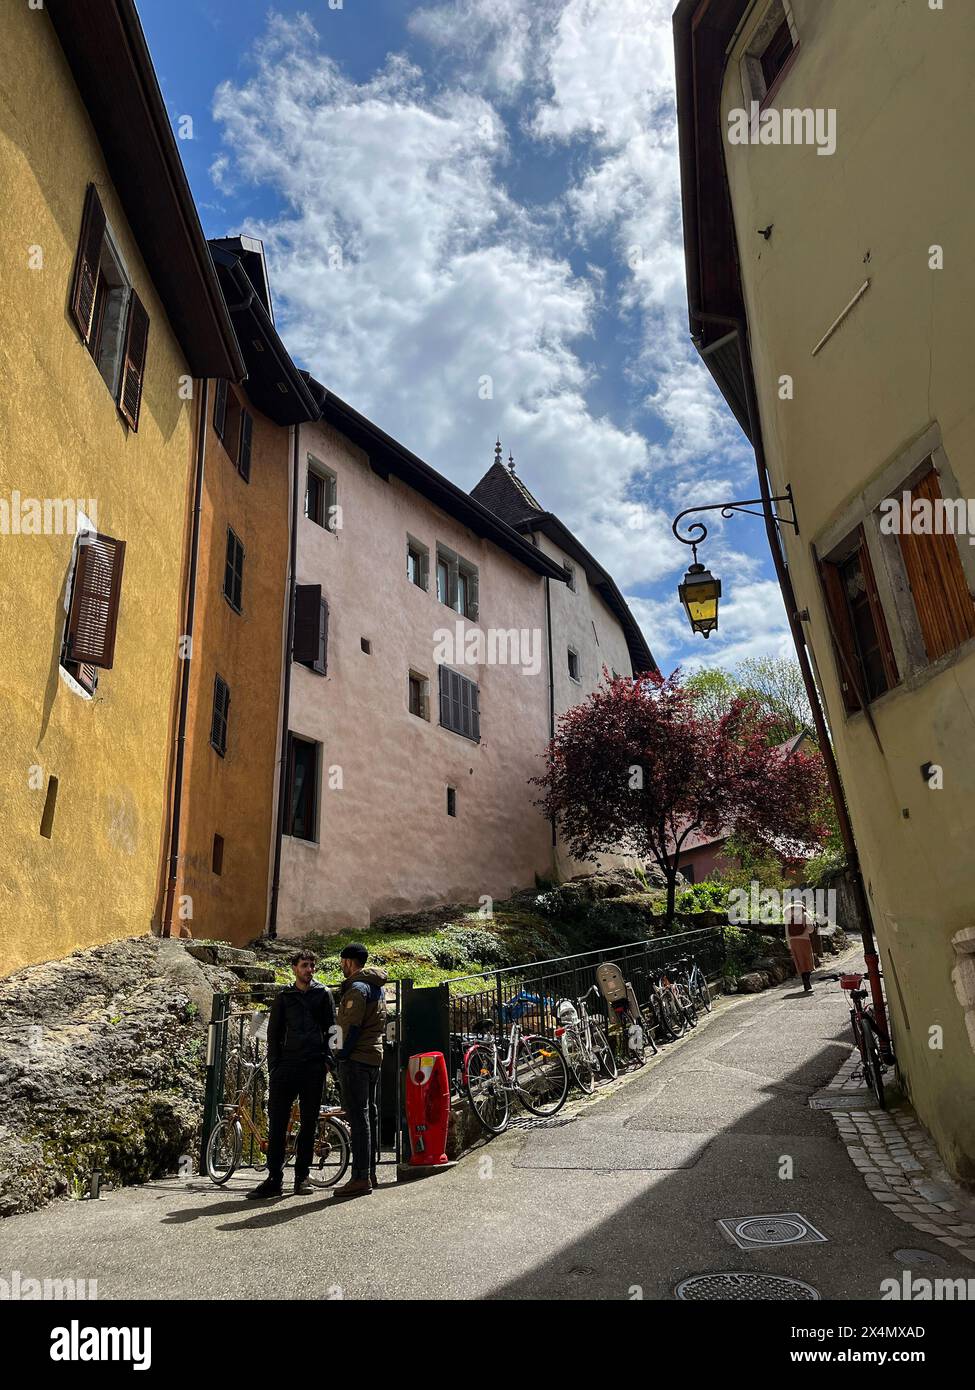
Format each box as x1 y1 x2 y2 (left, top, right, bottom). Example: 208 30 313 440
173 386 290 945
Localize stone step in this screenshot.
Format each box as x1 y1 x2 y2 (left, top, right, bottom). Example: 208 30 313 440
226 963 277 984
182 943 258 967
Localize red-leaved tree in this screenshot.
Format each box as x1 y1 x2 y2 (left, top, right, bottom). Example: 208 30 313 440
534 670 831 922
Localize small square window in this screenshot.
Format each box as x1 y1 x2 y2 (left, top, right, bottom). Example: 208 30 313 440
446 786 457 817
361 637 372 654
436 545 478 618
567 649 580 682
212 834 224 876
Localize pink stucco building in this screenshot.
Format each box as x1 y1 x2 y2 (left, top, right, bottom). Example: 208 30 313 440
269 389 654 937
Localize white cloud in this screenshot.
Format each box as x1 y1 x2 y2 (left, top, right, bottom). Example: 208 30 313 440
208 4 778 671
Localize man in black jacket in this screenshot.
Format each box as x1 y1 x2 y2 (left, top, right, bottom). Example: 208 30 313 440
247 950 335 1199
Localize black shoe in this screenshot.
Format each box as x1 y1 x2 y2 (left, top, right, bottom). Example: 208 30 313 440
246 1177 283 1200
294 1174 315 1195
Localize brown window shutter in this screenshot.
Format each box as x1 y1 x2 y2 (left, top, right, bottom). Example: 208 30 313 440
70 184 107 344
317 598 329 674
213 378 228 439
210 675 230 756
897 468 975 661
65 532 126 669
293 584 324 668
817 553 863 713
857 527 899 688
238 409 253 482
117 292 149 430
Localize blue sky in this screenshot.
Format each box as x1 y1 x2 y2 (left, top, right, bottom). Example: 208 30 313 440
138 0 791 674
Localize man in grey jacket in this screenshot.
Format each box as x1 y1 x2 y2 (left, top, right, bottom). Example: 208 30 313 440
333 943 388 1197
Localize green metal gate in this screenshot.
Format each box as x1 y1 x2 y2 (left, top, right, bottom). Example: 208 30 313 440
200 979 404 1176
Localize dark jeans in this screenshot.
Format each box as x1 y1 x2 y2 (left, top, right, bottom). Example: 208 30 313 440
266 1059 326 1182
338 1059 380 1179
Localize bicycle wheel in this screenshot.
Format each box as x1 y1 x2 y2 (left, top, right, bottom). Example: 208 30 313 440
313 1117 351 1186
205 1118 242 1184
675 983 698 1028
464 1043 511 1134
517 1035 570 1116
659 988 685 1040
693 972 712 1013
562 1028 596 1095
861 1016 887 1110
590 1023 618 1079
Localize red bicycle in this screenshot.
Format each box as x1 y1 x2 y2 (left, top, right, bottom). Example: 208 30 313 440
825 972 890 1109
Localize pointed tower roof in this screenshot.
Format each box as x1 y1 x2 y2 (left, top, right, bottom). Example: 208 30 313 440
470 440 656 675
470 441 544 528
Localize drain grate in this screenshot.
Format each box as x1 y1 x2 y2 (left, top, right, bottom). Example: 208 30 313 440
893 1248 950 1268
717 1212 828 1249
676 1272 820 1301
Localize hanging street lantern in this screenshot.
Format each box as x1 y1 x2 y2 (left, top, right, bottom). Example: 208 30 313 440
671 485 798 639
678 560 721 637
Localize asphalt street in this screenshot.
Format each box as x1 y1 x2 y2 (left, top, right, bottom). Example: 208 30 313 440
2 951 971 1301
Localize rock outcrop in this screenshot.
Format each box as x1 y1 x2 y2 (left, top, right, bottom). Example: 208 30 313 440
0 936 238 1217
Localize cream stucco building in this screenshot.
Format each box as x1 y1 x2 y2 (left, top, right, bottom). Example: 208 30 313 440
270 406 654 937
675 0 975 1179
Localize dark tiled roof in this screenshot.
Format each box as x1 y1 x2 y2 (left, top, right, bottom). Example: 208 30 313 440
470 461 544 528
470 459 656 675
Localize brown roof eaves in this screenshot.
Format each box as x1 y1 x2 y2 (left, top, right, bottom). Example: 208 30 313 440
47 0 245 382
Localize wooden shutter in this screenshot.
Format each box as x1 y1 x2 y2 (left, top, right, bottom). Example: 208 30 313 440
857 530 899 688
293 584 325 670
817 557 863 713
238 410 253 481
316 598 329 674
65 533 126 669
117 292 149 430
470 679 481 740
897 468 975 661
210 675 230 756
70 184 106 344
439 666 479 740
213 378 228 439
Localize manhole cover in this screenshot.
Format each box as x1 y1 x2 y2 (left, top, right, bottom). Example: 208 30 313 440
676 1273 820 1301
717 1212 828 1249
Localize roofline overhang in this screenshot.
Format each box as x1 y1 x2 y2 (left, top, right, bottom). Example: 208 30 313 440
47 0 245 381
516 511 657 675
673 0 754 439
301 378 569 582
211 250 319 424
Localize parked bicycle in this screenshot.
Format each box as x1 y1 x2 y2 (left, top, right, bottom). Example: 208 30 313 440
464 1019 570 1134
205 1047 351 1186
555 986 618 1092
595 962 658 1066
670 952 712 1015
824 971 890 1109
660 962 699 1032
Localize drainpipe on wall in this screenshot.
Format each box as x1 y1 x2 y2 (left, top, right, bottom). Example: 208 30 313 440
161 378 209 937
726 317 892 1058
544 571 557 851
267 422 300 938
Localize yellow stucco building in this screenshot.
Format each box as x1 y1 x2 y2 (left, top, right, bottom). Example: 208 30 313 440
675 0 975 1179
0 1 242 976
